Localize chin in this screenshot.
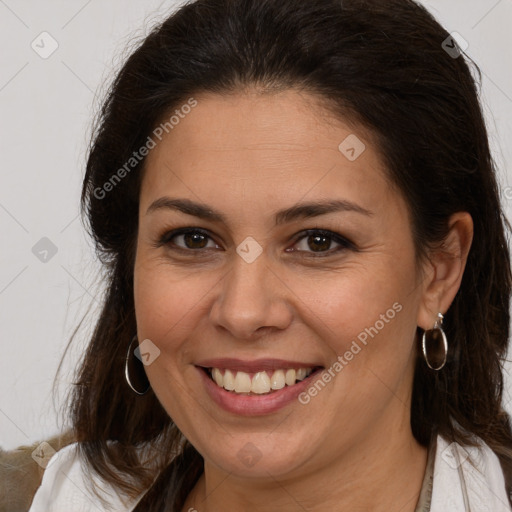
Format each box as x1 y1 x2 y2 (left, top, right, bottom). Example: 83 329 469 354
199 435 314 478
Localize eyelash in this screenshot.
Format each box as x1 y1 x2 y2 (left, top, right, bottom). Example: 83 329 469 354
156 227 355 257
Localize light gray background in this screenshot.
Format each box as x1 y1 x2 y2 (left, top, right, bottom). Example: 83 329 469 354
1 0 511 450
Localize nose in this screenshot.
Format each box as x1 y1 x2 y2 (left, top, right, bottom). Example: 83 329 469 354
209 248 293 341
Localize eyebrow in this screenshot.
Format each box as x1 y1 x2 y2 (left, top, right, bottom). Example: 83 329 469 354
146 197 373 225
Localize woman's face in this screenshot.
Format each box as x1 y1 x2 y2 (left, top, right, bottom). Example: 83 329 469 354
134 89 430 478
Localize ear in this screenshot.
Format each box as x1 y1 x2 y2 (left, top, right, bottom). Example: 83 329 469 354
417 212 473 330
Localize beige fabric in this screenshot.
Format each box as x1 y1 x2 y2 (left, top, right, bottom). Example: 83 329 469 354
0 431 74 512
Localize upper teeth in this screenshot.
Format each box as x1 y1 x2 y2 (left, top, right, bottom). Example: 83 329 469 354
210 367 313 394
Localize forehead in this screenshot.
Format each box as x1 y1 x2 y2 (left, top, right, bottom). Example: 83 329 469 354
140 89 398 220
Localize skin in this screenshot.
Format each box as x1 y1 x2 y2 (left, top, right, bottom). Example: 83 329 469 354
133 88 473 512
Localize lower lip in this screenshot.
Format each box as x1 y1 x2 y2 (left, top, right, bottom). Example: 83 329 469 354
197 366 323 416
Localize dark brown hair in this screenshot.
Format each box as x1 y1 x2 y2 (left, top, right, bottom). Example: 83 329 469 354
67 0 512 509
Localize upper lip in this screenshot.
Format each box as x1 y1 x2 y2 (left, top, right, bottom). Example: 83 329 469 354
195 358 324 373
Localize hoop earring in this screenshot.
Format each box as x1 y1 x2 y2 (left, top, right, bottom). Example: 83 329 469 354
422 313 448 371
125 335 150 395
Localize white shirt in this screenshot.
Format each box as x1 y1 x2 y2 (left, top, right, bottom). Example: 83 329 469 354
29 434 511 511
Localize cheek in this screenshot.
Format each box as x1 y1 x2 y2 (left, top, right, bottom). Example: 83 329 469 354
293 261 420 393
294 276 419 433
134 257 217 344
295 263 413 339
133 259 214 424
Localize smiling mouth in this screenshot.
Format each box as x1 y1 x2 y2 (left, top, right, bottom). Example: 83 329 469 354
201 366 323 395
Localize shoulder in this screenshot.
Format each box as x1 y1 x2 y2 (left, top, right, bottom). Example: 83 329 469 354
28 443 144 512
431 433 511 512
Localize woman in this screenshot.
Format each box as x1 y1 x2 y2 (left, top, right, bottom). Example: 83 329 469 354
28 0 512 510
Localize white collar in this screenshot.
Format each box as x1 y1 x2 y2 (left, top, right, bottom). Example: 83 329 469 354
430 433 511 511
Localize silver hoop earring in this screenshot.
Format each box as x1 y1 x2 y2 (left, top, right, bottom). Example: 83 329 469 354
422 313 448 371
125 335 150 395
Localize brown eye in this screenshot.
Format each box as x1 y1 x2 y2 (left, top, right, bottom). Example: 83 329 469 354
288 229 354 256
159 228 220 252
305 233 332 252
181 231 209 249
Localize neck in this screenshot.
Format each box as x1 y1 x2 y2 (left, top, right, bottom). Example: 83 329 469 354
182 424 429 512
